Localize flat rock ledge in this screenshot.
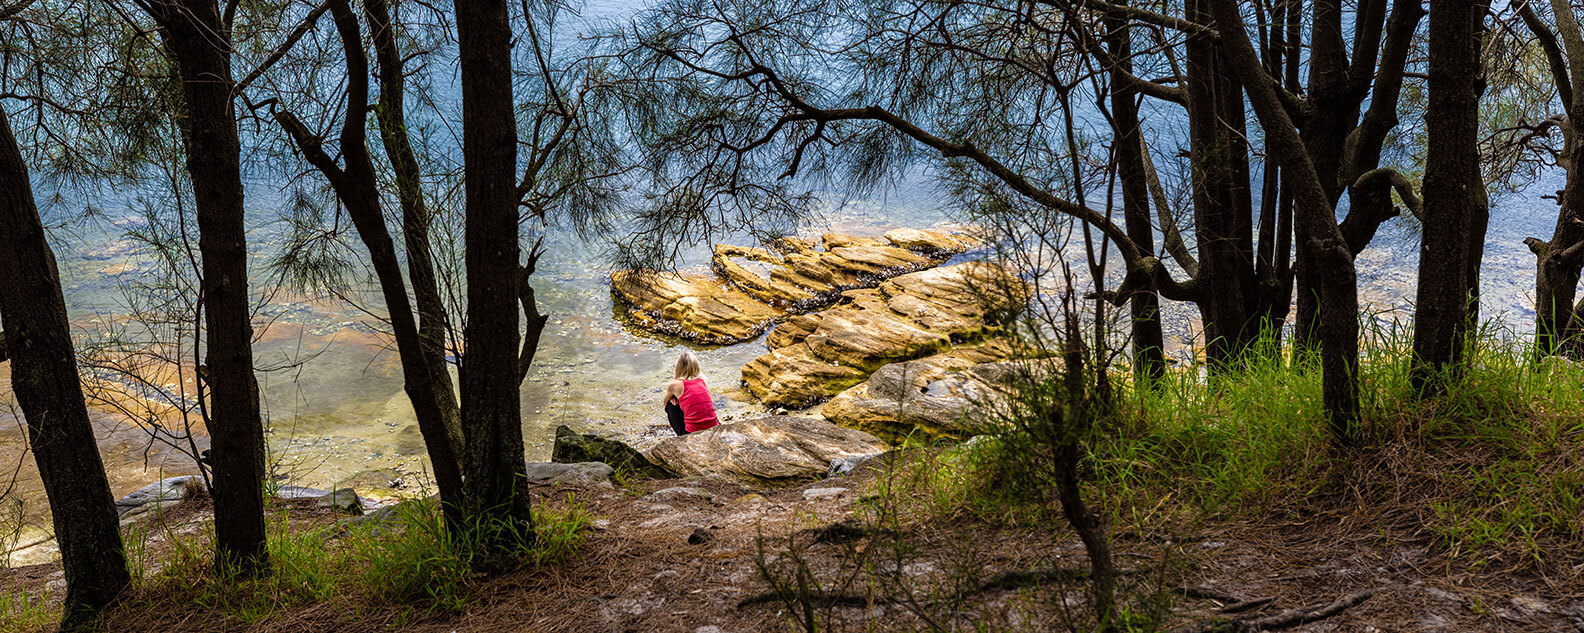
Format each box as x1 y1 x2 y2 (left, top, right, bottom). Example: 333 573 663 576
644 415 890 486
741 261 1028 408
611 228 977 344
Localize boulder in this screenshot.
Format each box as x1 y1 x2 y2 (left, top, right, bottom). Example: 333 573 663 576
523 461 616 486
742 262 1026 408
644 416 891 486
822 342 1026 442
612 227 977 344
552 425 672 478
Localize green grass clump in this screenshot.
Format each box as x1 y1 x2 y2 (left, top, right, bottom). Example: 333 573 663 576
71 493 595 632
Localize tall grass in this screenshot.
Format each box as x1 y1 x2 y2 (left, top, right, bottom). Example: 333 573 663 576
871 322 1584 563
1093 322 1584 561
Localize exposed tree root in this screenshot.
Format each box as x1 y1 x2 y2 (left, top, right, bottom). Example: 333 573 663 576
1169 588 1384 633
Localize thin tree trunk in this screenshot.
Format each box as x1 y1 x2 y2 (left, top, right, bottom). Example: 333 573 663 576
364 0 464 445
0 105 130 629
1106 1 1167 386
1523 1 1584 359
1411 0 1490 392
143 0 267 570
274 0 466 530
455 0 532 541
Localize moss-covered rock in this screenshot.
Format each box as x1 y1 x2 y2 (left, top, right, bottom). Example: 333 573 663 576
552 425 672 479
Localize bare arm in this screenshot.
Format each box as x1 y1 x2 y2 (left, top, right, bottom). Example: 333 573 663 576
660 380 683 406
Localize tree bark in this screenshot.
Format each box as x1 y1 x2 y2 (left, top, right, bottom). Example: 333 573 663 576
142 0 267 570
1524 1 1584 359
1106 1 1167 385
1410 0 1490 392
1186 0 1264 367
1210 0 1361 440
455 0 532 540
0 105 130 629
274 0 466 530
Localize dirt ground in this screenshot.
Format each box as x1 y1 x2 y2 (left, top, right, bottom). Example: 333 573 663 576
4 462 1582 633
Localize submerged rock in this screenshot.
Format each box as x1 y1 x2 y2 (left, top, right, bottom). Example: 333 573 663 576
553 425 672 478
644 416 891 486
611 227 977 344
823 345 1040 442
742 262 1027 408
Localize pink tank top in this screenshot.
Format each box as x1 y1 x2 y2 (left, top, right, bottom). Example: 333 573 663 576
678 378 719 433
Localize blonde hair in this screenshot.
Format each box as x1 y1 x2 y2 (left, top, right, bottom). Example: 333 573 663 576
674 351 701 380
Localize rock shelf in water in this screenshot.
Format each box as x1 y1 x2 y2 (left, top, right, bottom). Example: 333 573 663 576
610 228 977 344
742 261 1028 408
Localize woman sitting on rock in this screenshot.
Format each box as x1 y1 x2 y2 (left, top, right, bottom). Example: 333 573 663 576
663 351 720 435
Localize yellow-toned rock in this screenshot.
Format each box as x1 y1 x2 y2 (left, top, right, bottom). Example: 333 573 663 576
611 270 784 344
742 262 1027 408
822 340 1026 442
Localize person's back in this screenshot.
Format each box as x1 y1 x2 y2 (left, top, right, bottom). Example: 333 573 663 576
662 351 719 435
676 377 718 433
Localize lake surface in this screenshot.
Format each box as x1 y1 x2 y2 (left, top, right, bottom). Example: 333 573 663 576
0 0 1569 564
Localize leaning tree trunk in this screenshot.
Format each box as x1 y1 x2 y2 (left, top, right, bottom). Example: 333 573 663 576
143 0 268 569
365 0 466 458
274 0 466 530
455 0 533 542
0 105 131 629
1106 1 1167 386
1410 0 1490 392
1211 0 1361 441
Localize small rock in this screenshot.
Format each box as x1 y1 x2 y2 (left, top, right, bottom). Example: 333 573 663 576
314 488 364 515
827 452 885 478
687 527 715 545
803 487 848 500
695 626 725 633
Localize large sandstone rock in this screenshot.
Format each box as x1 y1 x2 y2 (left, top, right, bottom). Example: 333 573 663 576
742 262 1026 408
552 425 672 478
823 342 1033 442
611 270 785 344
612 228 977 344
644 416 890 485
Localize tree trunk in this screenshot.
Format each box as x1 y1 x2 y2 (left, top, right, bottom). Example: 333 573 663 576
0 105 131 629
275 0 467 530
365 0 465 451
1186 0 1261 367
1210 0 1361 440
1411 0 1489 392
1524 0 1584 359
1105 2 1167 386
144 0 268 570
455 0 533 540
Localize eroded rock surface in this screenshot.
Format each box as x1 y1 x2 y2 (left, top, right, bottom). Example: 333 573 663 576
612 228 977 344
644 416 890 486
742 262 1026 408
823 344 1042 442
